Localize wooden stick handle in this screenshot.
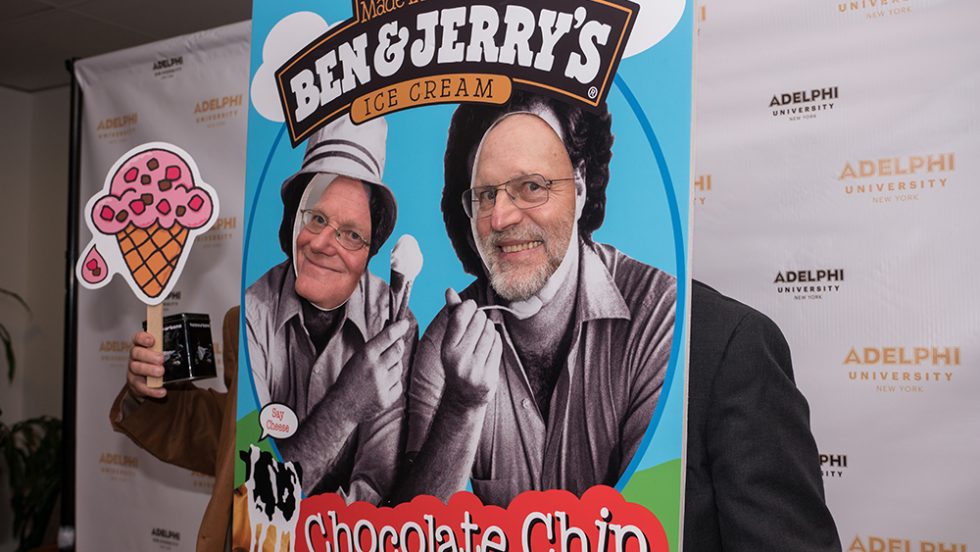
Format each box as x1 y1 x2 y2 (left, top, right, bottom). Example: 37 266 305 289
146 303 163 388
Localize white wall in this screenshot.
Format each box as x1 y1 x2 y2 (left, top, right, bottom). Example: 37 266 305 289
0 84 70 551
25 87 69 420
0 86 35 423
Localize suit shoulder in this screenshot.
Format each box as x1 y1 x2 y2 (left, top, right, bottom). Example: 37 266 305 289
692 281 783 341
691 280 792 380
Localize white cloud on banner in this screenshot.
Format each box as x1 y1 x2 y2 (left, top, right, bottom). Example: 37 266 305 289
251 12 330 122
623 0 686 58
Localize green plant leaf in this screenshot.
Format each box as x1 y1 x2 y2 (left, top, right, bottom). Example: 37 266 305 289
0 288 30 315
0 324 14 383
0 416 62 551
0 287 29 384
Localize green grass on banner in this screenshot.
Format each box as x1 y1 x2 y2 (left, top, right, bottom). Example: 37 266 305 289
622 458 682 552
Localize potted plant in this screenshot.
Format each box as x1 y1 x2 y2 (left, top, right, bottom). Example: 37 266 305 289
0 288 62 552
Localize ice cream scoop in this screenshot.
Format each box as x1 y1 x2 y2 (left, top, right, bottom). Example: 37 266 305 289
389 234 423 321
390 234 423 281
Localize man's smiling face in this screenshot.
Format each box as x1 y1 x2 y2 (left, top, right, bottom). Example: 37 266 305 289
471 114 577 302
294 176 371 309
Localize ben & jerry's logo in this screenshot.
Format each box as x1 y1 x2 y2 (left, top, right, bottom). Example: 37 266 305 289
774 269 844 300
819 453 848 479
693 174 711 206
194 94 244 127
153 56 184 79
839 153 954 204
848 535 966 552
770 87 838 121
277 0 639 146
96 113 138 141
838 0 912 20
846 346 961 393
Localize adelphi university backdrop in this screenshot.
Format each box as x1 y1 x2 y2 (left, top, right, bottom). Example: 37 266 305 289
694 1 979 551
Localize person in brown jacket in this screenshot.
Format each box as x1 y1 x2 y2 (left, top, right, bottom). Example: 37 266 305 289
110 307 241 551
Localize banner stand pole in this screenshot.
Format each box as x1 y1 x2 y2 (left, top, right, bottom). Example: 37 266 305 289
59 57 82 552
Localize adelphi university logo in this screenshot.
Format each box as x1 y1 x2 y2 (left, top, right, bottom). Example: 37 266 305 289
774 269 843 300
839 153 954 204
819 453 847 479
194 94 244 128
276 0 639 146
151 527 181 546
99 338 131 364
846 346 961 393
99 451 138 481
693 174 711 206
198 216 239 246
163 290 183 308
152 56 184 79
95 112 138 142
770 87 837 121
848 535 966 552
838 0 912 20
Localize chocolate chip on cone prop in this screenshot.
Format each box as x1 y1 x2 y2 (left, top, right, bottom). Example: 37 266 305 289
76 142 219 388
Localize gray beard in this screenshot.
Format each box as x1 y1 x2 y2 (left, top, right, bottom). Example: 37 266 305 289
488 256 560 301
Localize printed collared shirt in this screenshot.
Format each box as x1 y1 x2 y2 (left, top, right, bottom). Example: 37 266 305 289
245 261 415 504
407 242 676 506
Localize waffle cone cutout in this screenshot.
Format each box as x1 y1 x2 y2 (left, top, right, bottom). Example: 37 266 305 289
116 222 189 298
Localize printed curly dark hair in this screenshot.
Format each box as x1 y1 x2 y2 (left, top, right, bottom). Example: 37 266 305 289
278 173 393 259
442 90 614 277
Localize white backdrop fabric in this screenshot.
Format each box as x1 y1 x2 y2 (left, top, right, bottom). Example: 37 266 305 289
692 1 980 550
74 21 248 551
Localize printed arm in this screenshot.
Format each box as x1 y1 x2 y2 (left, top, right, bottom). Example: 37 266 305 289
244 312 271 407
390 298 501 504
278 319 410 497
342 314 420 505
619 287 676 476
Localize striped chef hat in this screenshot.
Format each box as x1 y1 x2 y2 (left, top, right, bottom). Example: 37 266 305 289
278 116 397 258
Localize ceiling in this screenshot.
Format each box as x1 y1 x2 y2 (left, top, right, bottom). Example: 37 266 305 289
0 0 251 92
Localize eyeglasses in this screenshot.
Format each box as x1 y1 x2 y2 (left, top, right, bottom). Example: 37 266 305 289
299 209 370 251
461 174 575 218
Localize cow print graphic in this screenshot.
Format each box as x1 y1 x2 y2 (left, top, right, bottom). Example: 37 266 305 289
240 445 303 552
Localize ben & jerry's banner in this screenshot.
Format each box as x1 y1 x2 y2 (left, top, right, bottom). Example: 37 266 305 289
237 1 693 550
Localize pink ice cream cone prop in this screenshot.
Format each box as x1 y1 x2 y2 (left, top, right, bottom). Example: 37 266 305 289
89 147 215 298
77 142 219 388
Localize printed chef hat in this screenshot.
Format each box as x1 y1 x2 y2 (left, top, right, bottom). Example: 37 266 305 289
277 115 397 260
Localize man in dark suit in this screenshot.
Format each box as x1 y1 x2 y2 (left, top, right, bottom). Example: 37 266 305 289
685 280 842 551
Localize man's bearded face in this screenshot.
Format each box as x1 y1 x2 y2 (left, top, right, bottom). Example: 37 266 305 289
471 115 577 302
